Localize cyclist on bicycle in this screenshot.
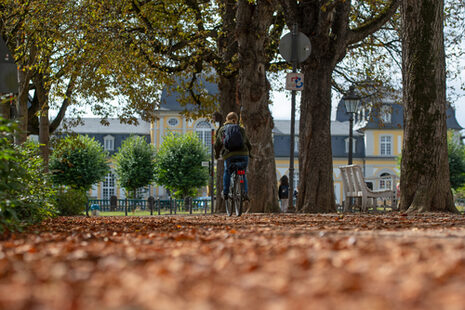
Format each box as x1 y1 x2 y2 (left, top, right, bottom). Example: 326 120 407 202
214 112 252 201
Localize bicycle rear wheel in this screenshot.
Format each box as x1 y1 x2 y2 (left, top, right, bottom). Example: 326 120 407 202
225 196 233 216
233 175 243 216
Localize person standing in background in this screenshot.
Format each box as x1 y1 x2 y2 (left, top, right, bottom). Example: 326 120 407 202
278 175 290 213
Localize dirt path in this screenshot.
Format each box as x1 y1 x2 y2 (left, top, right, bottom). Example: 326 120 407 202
1 213 465 310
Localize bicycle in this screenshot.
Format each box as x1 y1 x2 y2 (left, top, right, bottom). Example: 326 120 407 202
225 160 246 217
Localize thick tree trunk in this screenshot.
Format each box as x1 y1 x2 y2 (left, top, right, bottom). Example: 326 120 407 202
35 76 50 171
298 66 336 212
1 98 11 119
39 104 50 171
15 68 30 144
400 0 457 213
236 0 279 213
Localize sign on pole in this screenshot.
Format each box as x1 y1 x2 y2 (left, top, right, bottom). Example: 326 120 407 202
279 32 311 64
278 25 312 212
286 73 304 91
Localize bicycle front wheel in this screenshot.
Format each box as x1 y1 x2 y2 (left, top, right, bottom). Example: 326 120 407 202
225 174 234 216
225 196 233 216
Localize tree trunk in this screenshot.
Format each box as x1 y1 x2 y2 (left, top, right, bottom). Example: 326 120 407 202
236 0 279 213
1 97 11 119
298 65 336 213
400 0 457 213
39 104 50 171
35 76 50 171
15 68 30 144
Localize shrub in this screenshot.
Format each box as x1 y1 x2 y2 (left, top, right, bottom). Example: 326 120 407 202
53 188 87 216
113 135 156 199
49 135 109 191
0 118 56 233
154 133 209 198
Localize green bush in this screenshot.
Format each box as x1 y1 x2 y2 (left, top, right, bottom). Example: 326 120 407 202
0 118 56 233
54 188 87 216
154 133 209 198
49 135 109 191
113 135 156 199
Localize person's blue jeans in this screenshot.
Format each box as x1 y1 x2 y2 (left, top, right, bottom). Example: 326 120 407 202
223 156 248 195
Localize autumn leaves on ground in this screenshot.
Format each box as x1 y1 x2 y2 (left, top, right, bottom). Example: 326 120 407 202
1 214 465 310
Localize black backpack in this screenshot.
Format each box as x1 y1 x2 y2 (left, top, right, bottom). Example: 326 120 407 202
279 185 289 199
223 124 244 151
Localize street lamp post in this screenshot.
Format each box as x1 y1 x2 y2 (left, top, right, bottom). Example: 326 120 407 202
343 86 360 165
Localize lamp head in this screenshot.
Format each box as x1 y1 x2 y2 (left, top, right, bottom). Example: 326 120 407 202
343 86 360 114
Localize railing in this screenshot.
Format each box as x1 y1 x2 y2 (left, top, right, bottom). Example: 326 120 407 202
87 198 212 215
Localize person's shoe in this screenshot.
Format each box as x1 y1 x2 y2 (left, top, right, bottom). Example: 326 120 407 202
242 193 250 201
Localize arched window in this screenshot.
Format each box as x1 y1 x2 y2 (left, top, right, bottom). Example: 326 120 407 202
195 121 212 153
345 137 357 153
379 172 392 190
380 105 392 124
104 135 114 151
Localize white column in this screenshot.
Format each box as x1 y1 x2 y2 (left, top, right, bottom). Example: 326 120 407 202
159 116 164 146
152 119 157 147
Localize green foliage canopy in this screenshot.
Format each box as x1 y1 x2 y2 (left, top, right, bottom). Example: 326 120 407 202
49 135 109 191
113 136 156 198
154 133 209 198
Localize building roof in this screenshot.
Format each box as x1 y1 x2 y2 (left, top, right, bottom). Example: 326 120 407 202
60 118 151 134
159 75 219 112
273 119 362 136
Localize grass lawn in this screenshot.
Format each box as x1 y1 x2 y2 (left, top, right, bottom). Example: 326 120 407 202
95 210 210 216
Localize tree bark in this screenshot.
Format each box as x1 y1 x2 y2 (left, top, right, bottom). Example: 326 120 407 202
15 68 30 144
400 0 457 213
298 65 336 212
236 0 280 213
35 75 50 171
1 98 11 119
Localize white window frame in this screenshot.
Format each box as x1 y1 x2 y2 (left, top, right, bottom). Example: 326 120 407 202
136 186 149 199
380 105 392 124
380 135 392 156
379 173 393 190
102 172 115 199
103 135 114 151
195 121 212 154
293 172 299 190
344 137 357 153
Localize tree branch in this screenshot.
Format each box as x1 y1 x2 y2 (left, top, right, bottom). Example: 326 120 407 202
347 0 400 45
49 73 77 133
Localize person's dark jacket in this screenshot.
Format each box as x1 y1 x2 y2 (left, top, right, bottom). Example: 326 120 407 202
214 121 251 160
278 184 289 199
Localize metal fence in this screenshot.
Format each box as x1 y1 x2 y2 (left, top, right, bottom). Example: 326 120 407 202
87 198 212 216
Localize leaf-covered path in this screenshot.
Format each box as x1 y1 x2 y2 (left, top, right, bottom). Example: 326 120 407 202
2 213 465 310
